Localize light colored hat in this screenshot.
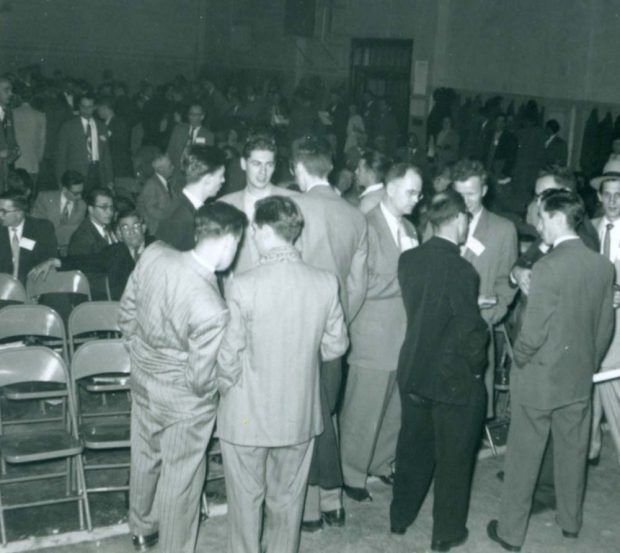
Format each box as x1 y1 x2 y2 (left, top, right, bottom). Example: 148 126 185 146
590 158 620 191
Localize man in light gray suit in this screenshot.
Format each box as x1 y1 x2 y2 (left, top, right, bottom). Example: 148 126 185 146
291 135 368 529
487 189 614 552
217 196 348 553
119 202 247 553
220 131 299 274
340 162 422 502
136 154 177 236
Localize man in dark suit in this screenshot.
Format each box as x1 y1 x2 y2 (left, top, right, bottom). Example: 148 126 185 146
31 170 86 255
0 190 57 284
166 103 214 172
486 114 518 179
56 92 113 191
97 96 133 179
291 135 368 530
0 78 20 194
542 119 568 170
390 189 488 552
488 189 614 552
156 145 226 251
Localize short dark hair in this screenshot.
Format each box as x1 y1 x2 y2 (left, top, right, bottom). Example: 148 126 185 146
242 130 277 159
428 189 467 230
546 119 560 134
194 201 248 242
291 135 333 178
254 195 304 244
538 168 576 191
76 91 96 106
0 190 28 212
451 159 486 185
97 95 116 111
61 170 85 189
115 209 143 230
385 162 421 185
360 150 391 183
86 187 114 207
539 188 584 230
185 145 226 183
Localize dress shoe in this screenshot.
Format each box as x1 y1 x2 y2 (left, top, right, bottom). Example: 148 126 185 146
487 520 521 552
132 532 159 552
562 529 579 539
531 498 555 515
496 470 505 482
321 507 345 527
588 456 600 467
301 519 323 533
431 528 468 552
378 474 394 486
390 523 407 535
343 485 372 502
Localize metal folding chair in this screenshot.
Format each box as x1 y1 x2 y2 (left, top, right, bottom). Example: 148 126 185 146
26 269 92 302
68 301 121 357
0 274 27 304
71 339 130 495
0 347 91 544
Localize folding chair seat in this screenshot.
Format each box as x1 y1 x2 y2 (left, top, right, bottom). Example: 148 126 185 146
0 273 27 308
0 347 91 544
71 339 130 495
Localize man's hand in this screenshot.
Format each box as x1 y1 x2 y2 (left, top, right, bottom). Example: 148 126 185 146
28 258 61 281
512 266 532 296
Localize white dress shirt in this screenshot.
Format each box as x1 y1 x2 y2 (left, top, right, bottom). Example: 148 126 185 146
183 188 203 210
90 218 115 244
380 202 417 251
360 183 384 198
598 217 620 262
81 117 99 161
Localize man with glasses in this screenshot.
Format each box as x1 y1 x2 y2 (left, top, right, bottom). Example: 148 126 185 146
0 189 56 284
31 170 86 256
56 92 113 191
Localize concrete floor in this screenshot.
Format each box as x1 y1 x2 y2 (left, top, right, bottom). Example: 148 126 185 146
26 432 620 553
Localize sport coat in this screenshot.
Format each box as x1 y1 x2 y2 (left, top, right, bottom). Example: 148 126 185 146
0 216 57 284
463 207 518 324
348 204 417 372
166 123 214 169
119 242 227 423
397 236 489 405
359 187 384 214
13 102 46 175
31 190 87 251
295 184 368 324
512 238 614 409
136 173 177 235
543 135 568 169
0 107 18 193
155 192 197 251
56 116 113 186
217 247 348 447
219 185 300 274
105 115 133 178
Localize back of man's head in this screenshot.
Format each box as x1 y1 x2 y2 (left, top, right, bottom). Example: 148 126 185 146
539 188 584 231
538 168 576 192
254 195 304 244
194 201 248 242
428 189 468 231
185 145 226 184
291 135 333 179
361 150 391 184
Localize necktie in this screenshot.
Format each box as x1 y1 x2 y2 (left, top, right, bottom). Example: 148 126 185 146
61 200 72 224
603 223 614 260
397 221 417 252
10 228 20 278
104 227 114 245
85 120 93 161
187 127 195 146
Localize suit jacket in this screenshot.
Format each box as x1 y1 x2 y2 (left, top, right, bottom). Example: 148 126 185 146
0 216 57 284
119 242 228 422
0 107 18 192
543 135 568 169
397 236 489 404
358 187 384 214
166 123 214 169
219 185 299 274
217 247 348 447
487 130 518 177
463 208 518 324
295 184 368 324
348 205 417 372
155 192 197 251
68 217 111 255
31 190 87 250
105 115 133 178
512 239 614 409
13 102 46 174
56 116 113 185
136 173 177 235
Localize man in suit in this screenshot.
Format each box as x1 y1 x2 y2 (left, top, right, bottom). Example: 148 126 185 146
220 131 298 274
486 113 518 180
589 175 620 468
453 160 518 417
31 170 86 255
13 86 46 183
30 209 152 301
119 202 247 553
0 78 20 194
390 189 488 551
291 135 368 530
542 119 568 170
488 189 614 552
156 145 226 251
396 132 431 198
0 189 57 284
356 150 391 214
340 163 421 503
97 96 133 179
56 92 113 191
166 103 214 172
217 196 348 553
136 154 176 236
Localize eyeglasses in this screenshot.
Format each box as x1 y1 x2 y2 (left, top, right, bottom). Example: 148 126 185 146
119 223 143 232
94 204 114 211
0 208 20 215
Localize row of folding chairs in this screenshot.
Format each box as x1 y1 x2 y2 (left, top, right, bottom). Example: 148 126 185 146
0 271 92 305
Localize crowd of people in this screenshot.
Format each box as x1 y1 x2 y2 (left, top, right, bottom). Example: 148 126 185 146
1 65 620 553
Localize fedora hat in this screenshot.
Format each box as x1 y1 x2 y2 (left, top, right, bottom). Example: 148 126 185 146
590 159 620 191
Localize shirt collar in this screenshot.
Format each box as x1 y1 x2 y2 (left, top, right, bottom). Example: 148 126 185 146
468 207 484 237
183 188 203 210
8 219 25 238
306 181 331 192
156 173 168 187
360 183 384 198
601 216 619 228
90 217 109 238
553 234 579 248
81 116 94 126
190 251 216 274
259 245 301 265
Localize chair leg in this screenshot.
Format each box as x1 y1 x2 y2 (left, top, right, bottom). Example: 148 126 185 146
0 483 6 545
65 457 73 496
74 454 92 531
485 424 498 456
201 491 209 520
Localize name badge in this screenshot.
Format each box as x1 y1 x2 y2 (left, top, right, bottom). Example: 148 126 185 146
466 236 485 256
19 237 36 251
195 137 206 145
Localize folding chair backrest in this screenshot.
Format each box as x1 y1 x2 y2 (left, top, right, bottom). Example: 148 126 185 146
68 301 121 338
0 346 68 388
71 339 130 382
0 274 27 302
0 304 65 342
26 270 92 302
